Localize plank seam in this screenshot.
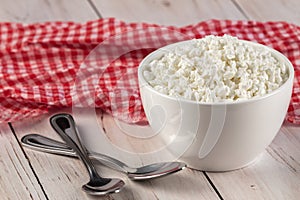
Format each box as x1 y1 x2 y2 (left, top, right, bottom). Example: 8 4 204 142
87 0 102 18
231 0 250 20
203 172 224 200
7 145 38 200
8 122 50 200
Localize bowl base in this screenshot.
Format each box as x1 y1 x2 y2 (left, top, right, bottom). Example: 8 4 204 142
185 153 263 172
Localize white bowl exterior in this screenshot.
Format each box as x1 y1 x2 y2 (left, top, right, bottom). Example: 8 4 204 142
138 39 294 171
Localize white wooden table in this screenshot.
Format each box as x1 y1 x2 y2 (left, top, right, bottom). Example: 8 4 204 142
0 1 300 199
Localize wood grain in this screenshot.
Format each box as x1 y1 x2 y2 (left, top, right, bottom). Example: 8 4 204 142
92 0 247 26
0 124 46 200
0 0 98 22
234 0 300 24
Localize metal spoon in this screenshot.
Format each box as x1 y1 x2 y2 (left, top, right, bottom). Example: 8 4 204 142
21 133 187 180
50 113 125 195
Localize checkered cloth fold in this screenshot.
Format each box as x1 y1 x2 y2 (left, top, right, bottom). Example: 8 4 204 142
0 18 300 124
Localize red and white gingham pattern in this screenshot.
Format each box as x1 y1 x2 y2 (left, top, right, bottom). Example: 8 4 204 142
0 18 300 124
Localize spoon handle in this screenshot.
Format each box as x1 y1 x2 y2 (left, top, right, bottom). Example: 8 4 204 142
50 113 107 181
21 134 77 157
21 133 132 173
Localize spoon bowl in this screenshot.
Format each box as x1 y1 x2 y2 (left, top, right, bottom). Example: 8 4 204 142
127 162 186 180
21 133 186 180
82 178 124 195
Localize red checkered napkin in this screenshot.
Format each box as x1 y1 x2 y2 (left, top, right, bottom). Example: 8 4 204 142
0 18 300 124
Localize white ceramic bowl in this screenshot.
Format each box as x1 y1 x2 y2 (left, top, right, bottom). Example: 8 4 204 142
138 39 294 171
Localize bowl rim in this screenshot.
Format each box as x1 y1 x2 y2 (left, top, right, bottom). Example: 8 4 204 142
138 38 295 105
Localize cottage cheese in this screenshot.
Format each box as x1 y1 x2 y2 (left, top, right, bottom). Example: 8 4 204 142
143 35 289 102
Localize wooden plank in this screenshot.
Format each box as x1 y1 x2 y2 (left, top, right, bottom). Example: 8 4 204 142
234 0 300 24
206 124 300 200
92 0 247 26
0 0 98 22
12 109 220 200
0 124 47 200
